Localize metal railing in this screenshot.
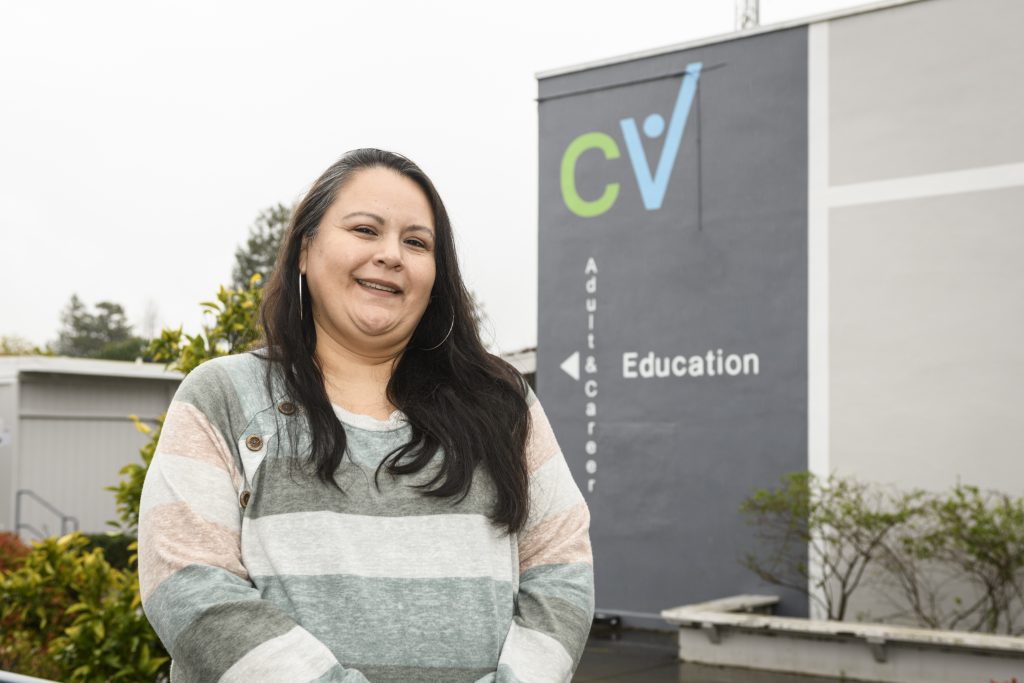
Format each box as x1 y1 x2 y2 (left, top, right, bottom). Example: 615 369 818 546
3 496 82 683
14 489 79 539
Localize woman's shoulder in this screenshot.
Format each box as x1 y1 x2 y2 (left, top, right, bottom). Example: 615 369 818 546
173 351 271 406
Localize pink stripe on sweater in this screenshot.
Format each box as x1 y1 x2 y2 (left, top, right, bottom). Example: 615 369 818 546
157 401 242 489
519 502 592 572
138 501 248 602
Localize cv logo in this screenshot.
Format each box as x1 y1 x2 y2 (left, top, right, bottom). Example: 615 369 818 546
560 62 703 218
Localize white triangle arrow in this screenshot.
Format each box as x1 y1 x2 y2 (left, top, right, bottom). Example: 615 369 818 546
560 351 580 381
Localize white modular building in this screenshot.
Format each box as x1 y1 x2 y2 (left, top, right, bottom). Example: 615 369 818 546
0 356 182 538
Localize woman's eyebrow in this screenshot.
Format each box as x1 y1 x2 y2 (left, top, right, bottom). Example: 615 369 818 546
405 225 435 239
342 211 385 223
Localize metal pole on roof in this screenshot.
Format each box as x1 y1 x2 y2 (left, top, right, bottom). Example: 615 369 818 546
736 0 760 30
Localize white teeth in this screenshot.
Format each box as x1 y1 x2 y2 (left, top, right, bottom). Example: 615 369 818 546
357 279 398 293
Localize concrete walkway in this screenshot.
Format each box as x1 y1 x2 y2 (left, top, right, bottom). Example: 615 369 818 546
575 628 839 682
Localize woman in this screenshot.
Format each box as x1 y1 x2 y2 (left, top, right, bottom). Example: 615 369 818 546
138 149 594 682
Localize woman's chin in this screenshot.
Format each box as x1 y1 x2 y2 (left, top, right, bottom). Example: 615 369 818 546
352 316 408 342
315 311 418 349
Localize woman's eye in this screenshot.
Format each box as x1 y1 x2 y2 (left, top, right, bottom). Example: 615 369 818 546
405 238 428 249
353 226 376 235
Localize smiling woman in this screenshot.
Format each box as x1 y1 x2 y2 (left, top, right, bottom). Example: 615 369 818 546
137 149 594 683
299 168 438 367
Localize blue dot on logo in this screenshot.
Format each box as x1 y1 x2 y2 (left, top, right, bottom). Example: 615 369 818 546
643 114 665 138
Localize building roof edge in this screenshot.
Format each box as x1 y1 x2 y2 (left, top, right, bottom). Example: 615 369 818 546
535 0 928 80
0 356 183 382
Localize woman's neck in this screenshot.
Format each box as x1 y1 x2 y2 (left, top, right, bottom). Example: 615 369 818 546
312 325 404 420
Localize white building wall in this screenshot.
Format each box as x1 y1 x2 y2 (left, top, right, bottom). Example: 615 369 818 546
11 371 179 536
829 189 1024 495
810 0 1024 625
18 416 153 535
824 0 1024 494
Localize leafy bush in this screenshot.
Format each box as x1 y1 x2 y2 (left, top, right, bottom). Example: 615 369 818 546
0 534 168 681
0 531 29 573
0 533 60 678
740 471 924 621
880 484 1024 634
107 414 163 536
83 533 135 572
742 472 1024 633
0 534 80 677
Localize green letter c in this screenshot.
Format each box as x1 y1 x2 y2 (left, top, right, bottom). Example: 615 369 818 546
560 132 621 218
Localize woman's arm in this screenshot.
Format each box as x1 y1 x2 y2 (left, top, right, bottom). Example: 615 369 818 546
138 359 368 683
485 389 595 683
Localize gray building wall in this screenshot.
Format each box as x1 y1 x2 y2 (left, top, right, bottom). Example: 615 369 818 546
0 381 17 535
5 369 179 536
538 26 809 622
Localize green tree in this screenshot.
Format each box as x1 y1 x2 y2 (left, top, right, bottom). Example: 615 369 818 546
231 203 293 290
55 295 150 361
147 275 264 376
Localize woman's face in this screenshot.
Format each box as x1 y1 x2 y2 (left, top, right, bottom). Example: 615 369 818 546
300 166 437 354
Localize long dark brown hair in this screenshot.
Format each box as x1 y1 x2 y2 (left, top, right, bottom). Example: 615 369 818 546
258 148 530 533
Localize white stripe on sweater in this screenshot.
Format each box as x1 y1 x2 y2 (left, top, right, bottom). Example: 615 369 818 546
140 453 240 531
241 511 514 581
499 622 574 683
219 625 343 683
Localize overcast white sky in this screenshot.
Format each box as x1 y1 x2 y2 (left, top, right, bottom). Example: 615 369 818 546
1 0 863 354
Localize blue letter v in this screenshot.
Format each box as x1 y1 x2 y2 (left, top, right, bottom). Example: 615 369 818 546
619 62 702 211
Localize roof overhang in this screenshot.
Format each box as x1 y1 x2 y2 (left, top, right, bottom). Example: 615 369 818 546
0 356 183 383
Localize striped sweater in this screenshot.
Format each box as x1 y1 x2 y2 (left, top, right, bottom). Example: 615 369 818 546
138 352 594 682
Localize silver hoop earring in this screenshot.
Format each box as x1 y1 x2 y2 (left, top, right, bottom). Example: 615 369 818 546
420 308 455 351
298 272 304 321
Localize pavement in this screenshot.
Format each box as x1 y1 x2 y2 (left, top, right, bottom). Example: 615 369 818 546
575 627 840 682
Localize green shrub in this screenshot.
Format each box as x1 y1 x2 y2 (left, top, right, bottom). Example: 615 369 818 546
881 483 1024 634
742 473 1024 633
0 531 29 574
740 471 925 621
1 534 90 678
83 533 135 572
0 533 169 682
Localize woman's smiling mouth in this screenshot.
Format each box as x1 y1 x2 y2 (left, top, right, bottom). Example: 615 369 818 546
356 278 401 294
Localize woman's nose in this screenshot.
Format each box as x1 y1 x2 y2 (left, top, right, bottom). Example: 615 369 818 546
374 235 403 269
